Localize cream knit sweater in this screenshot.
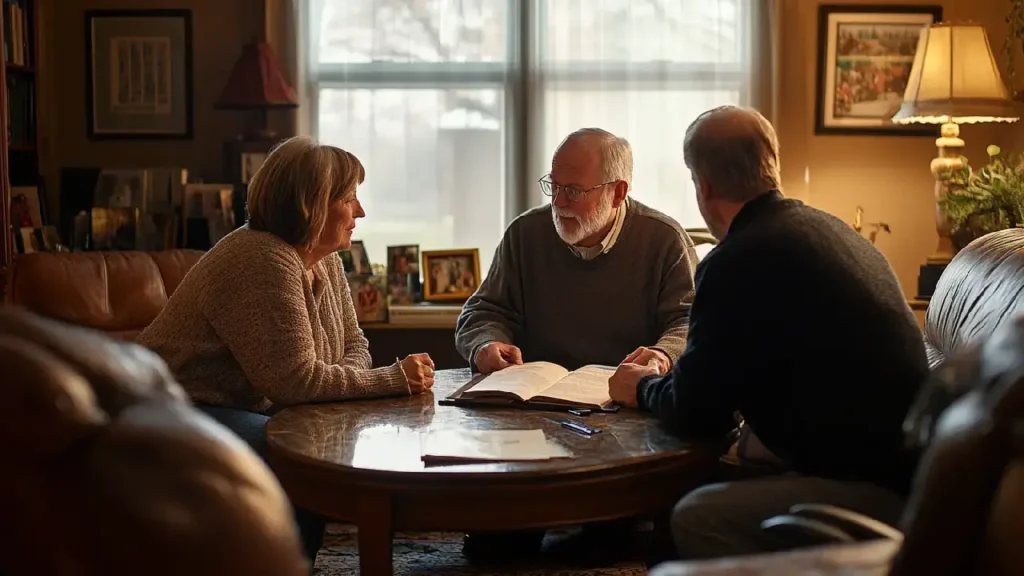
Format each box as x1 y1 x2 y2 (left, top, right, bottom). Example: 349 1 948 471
138 226 410 413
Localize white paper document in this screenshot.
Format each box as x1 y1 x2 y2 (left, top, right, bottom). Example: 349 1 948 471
420 429 573 463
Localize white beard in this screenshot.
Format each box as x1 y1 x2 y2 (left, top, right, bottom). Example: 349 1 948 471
552 191 615 245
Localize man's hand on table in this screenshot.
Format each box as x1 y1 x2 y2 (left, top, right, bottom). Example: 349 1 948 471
621 346 671 375
609 362 660 408
474 342 523 373
400 353 435 394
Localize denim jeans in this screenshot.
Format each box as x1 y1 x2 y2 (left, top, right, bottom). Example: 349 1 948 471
196 404 326 563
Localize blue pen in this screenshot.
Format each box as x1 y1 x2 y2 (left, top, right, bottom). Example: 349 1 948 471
560 419 601 436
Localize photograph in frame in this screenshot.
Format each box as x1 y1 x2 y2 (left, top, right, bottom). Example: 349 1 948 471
347 274 388 324
815 5 942 136
386 244 420 304
342 240 372 275
422 249 481 302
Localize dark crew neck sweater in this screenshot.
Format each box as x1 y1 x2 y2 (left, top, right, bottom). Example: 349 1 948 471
455 199 698 371
637 191 929 495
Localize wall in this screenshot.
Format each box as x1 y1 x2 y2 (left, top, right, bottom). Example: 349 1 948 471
35 0 1021 297
775 0 1021 298
38 0 263 218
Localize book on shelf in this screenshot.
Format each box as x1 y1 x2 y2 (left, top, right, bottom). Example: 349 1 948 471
4 0 32 67
443 361 617 411
420 429 572 463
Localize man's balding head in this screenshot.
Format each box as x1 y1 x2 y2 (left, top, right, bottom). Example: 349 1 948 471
683 106 781 202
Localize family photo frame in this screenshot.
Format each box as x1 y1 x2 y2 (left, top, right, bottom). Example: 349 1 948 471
347 274 387 323
815 4 942 136
341 240 372 275
422 249 481 302
386 244 421 304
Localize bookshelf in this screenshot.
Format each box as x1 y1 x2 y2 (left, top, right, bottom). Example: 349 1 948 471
0 0 41 297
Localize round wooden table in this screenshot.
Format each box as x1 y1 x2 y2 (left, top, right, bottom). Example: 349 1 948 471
266 368 717 575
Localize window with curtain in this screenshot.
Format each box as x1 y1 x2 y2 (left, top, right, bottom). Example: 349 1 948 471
308 0 757 271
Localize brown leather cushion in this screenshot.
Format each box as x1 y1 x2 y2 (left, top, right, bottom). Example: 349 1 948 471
0 308 307 575
7 250 204 338
925 228 1024 367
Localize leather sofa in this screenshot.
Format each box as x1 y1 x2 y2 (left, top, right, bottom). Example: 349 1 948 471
0 307 307 575
5 250 204 339
650 227 1024 575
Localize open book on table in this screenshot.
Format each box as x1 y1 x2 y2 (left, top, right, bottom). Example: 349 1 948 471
444 361 617 411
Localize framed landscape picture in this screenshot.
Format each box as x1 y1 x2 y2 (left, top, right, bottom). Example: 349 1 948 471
85 9 194 139
815 5 942 136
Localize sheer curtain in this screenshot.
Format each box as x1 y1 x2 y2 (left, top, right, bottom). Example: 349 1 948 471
304 0 771 270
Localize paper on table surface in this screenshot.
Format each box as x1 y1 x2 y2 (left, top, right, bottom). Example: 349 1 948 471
420 429 573 462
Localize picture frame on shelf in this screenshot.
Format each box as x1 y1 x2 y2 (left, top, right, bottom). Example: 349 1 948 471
386 244 420 304
85 9 194 139
422 249 481 302
341 240 372 275
240 152 268 184
10 186 44 228
347 274 388 324
815 4 942 136
183 183 235 248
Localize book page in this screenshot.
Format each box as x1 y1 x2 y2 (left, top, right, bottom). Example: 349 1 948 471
421 429 573 462
462 362 569 401
534 364 614 407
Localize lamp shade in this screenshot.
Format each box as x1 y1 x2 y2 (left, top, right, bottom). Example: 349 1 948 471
216 42 298 110
891 22 1020 125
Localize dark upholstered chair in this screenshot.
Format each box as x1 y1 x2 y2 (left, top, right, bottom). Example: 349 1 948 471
0 308 307 576
923 227 1024 368
651 311 1024 576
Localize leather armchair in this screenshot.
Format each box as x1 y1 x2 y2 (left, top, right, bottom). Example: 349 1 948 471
650 229 1024 576
5 250 205 340
759 228 1024 546
0 308 307 576
924 227 1024 368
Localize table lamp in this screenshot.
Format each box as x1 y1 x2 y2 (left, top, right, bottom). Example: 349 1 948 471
215 40 298 141
890 22 1021 299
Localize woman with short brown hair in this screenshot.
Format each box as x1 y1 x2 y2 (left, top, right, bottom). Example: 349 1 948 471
138 136 434 565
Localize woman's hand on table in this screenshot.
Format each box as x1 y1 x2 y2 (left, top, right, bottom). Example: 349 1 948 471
400 353 435 394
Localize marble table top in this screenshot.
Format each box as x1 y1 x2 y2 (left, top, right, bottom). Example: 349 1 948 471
267 368 699 477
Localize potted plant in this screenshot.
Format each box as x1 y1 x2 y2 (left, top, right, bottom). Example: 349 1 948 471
940 145 1024 251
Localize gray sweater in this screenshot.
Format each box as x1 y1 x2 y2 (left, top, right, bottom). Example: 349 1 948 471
456 199 697 370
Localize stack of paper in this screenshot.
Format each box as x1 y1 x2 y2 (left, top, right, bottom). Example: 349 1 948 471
420 429 573 463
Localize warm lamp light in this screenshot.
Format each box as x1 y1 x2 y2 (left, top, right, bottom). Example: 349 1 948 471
890 22 1021 298
216 40 298 140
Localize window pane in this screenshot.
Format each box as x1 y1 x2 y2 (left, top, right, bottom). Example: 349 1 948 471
543 89 741 229
315 0 508 64
544 0 743 63
317 88 505 274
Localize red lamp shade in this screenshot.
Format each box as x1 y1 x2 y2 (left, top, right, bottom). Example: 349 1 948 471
216 42 298 110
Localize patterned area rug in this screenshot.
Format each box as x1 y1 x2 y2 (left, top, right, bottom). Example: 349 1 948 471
313 523 654 575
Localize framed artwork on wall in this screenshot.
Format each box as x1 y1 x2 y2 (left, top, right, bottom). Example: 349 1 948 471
815 4 942 136
85 9 194 139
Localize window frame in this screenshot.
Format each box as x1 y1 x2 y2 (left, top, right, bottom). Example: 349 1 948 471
305 0 756 223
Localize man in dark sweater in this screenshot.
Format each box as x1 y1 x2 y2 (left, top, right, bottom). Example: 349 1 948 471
456 128 697 374
608 106 929 559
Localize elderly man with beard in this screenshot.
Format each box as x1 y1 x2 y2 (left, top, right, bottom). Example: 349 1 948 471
457 127 697 375
454 127 698 559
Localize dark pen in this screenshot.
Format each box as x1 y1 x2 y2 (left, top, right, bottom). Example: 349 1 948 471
559 420 601 436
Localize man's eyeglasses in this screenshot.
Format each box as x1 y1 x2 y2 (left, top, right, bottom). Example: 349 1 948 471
538 175 616 203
